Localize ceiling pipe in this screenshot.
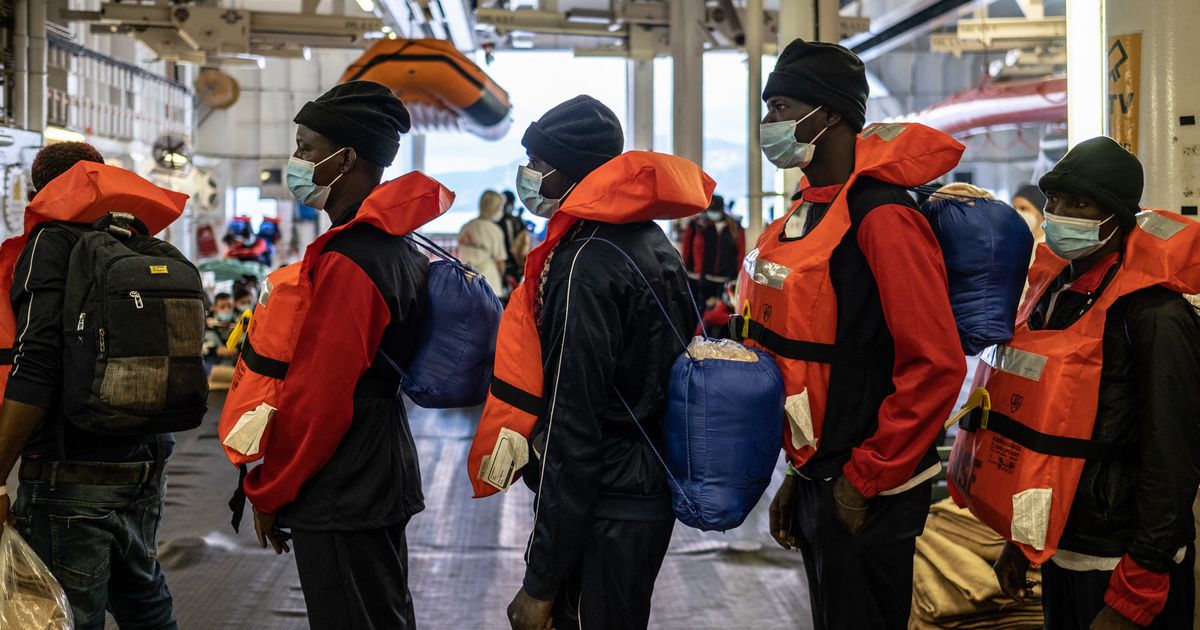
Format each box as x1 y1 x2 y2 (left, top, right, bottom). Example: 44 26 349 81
843 0 1002 62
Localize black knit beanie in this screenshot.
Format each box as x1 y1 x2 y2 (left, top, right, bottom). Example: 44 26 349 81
294 81 411 167
1039 136 1143 224
521 95 623 183
763 39 869 132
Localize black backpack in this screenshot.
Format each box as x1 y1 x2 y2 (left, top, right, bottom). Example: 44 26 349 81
57 213 208 434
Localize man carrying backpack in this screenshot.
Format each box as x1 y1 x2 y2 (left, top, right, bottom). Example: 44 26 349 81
241 81 435 630
735 40 966 629
0 142 199 628
466 96 714 630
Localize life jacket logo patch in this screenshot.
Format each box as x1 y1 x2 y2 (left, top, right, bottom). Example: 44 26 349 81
149 265 169 275
1010 394 1023 413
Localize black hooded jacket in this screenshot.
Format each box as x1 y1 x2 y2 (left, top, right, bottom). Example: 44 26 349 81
520 219 694 600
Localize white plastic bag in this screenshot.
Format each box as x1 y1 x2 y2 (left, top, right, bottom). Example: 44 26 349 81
0 526 73 630
687 336 761 363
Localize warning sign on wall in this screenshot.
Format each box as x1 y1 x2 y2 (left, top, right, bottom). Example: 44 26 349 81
1108 32 1142 156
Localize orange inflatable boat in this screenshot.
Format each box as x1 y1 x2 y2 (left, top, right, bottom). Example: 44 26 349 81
342 38 512 140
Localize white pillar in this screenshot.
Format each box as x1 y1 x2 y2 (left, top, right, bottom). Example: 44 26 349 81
1065 0 1107 148
1107 0 1200 215
670 0 704 167
410 134 427 173
746 0 765 242
775 1 816 210
26 0 46 133
626 59 654 152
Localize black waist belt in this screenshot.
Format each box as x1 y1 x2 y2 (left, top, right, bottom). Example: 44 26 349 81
730 316 892 371
491 376 544 417
241 335 289 380
20 459 160 485
959 407 1136 461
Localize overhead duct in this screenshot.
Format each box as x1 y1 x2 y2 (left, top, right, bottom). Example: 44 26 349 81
341 39 512 140
843 0 1001 62
894 75 1066 138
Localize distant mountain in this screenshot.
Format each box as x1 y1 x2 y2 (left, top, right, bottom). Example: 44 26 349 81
421 136 767 233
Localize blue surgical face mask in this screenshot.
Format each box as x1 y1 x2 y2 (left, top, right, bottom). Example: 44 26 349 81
760 106 829 169
287 148 347 209
517 165 567 218
215 310 235 324
1042 211 1115 260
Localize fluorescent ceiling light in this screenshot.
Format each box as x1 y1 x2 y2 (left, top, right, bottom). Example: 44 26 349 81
355 0 375 12
44 126 85 143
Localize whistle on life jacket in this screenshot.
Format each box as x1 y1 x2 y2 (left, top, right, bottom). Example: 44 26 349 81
226 309 254 351
946 387 991 430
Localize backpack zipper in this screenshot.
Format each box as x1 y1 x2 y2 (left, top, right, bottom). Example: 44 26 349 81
76 313 85 331
130 291 143 309
99 328 105 353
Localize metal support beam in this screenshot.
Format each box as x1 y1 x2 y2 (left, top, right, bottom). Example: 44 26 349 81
746 0 765 241
27 0 46 133
670 0 704 167
626 58 654 151
13 0 27 130
955 16 1067 46
817 0 840 42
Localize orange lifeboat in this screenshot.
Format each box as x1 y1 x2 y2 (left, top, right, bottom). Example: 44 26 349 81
342 38 512 140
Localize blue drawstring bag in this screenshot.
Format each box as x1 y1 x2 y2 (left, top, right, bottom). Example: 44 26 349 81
660 340 785 531
919 190 1035 355
384 234 503 409
583 237 785 532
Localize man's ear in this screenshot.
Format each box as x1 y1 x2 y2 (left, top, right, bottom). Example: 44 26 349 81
822 109 843 129
340 147 358 174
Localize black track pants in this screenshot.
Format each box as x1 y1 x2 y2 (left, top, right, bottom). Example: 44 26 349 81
292 523 416 630
549 517 675 630
791 475 931 630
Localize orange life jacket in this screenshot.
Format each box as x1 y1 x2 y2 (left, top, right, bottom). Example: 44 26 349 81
0 162 187 395
734 123 964 467
218 172 454 466
466 151 716 498
947 210 1200 564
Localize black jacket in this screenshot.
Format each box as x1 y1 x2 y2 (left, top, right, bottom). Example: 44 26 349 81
521 219 693 600
1030 270 1200 572
272 220 430 530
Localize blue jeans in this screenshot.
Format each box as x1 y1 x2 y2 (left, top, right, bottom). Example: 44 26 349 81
12 464 177 630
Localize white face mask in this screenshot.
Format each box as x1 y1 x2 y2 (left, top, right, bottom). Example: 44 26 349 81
516 165 566 218
760 106 829 170
1042 211 1116 260
287 148 347 210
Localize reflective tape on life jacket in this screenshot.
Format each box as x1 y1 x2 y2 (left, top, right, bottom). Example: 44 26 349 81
467 151 717 499
734 122 964 467
948 210 1200 564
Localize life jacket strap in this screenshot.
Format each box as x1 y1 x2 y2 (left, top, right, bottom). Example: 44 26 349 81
959 407 1137 461
490 376 544 417
241 335 289 380
0 347 11 366
730 316 892 371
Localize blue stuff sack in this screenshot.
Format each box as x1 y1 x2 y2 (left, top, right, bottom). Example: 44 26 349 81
662 339 785 531
920 193 1034 355
578 236 785 532
387 235 502 409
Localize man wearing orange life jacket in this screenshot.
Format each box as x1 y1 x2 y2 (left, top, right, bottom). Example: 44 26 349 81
0 143 188 628
480 96 713 630
736 40 966 629
243 82 434 629
978 137 1200 630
